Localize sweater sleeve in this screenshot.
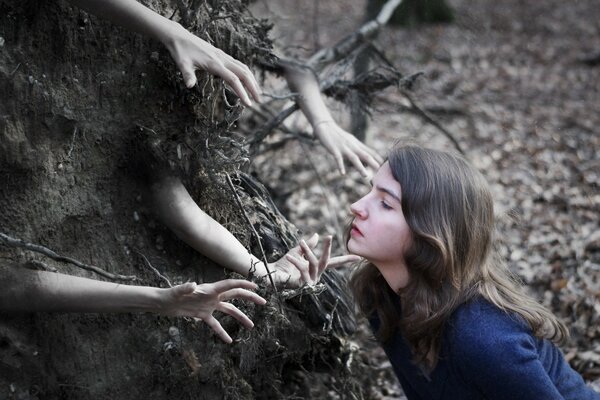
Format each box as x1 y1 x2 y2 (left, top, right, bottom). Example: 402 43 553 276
447 304 565 400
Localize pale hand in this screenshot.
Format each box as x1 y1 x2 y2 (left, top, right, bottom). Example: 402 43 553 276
157 279 266 343
313 120 383 177
163 23 261 106
269 233 361 287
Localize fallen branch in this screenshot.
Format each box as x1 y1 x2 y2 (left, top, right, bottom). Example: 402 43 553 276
308 0 403 69
0 232 137 281
249 0 405 144
248 103 299 146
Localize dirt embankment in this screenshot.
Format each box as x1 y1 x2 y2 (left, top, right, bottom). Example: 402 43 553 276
0 1 370 399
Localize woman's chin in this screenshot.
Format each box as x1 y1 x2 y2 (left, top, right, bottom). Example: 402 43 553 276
347 242 364 259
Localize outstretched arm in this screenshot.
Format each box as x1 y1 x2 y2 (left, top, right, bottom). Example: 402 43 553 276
151 176 269 278
282 61 383 177
67 0 260 105
151 176 359 287
0 267 265 343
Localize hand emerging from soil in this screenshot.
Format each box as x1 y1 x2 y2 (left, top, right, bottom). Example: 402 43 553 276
267 234 361 287
158 280 266 343
161 24 261 105
1 270 265 344
67 0 261 106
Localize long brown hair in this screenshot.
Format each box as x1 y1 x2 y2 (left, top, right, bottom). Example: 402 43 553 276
349 143 568 370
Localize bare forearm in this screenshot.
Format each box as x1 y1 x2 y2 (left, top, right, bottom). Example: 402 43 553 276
282 62 332 124
67 0 179 44
151 177 267 277
0 268 163 314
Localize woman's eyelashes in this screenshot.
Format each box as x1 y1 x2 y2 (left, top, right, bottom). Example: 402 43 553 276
380 200 393 210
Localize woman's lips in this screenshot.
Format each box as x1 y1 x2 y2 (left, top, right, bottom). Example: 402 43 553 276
351 224 363 236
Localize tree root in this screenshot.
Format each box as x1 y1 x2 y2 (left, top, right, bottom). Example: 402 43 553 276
0 232 137 281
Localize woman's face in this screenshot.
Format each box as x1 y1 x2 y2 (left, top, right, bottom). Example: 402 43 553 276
348 162 412 291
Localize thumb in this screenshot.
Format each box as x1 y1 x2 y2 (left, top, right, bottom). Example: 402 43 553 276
182 69 197 88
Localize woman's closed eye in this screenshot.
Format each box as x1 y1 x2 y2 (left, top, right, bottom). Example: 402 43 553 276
380 200 393 210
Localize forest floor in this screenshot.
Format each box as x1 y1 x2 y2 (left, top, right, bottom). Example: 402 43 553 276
250 0 600 397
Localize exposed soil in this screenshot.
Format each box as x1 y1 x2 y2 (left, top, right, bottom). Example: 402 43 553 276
0 1 362 399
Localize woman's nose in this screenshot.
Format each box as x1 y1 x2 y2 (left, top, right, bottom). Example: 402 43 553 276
350 199 367 219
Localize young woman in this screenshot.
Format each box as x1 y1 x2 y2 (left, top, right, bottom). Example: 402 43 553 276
289 142 599 399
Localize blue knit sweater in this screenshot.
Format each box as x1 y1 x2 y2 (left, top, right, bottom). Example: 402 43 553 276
371 297 599 400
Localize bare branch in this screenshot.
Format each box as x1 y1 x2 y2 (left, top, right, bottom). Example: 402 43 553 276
308 0 403 69
249 103 299 146
0 232 137 281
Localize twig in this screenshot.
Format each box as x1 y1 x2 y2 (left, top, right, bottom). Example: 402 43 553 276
308 0 403 69
67 126 78 158
248 103 304 138
10 63 21 76
25 259 57 272
324 298 339 334
297 141 343 245
224 173 278 294
137 251 173 288
0 232 137 281
400 90 465 155
249 103 299 146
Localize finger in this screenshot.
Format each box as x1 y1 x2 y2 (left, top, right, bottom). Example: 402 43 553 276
300 239 319 263
175 58 199 89
219 288 267 305
356 146 382 171
371 148 385 164
183 69 198 88
300 240 320 268
209 279 258 293
286 254 311 284
332 149 345 175
226 60 261 103
204 315 232 344
317 236 333 279
328 254 362 267
212 67 252 107
217 302 254 329
345 150 369 177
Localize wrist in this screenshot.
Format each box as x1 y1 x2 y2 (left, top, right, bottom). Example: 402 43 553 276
131 286 165 314
157 19 185 48
312 119 335 128
248 259 269 279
